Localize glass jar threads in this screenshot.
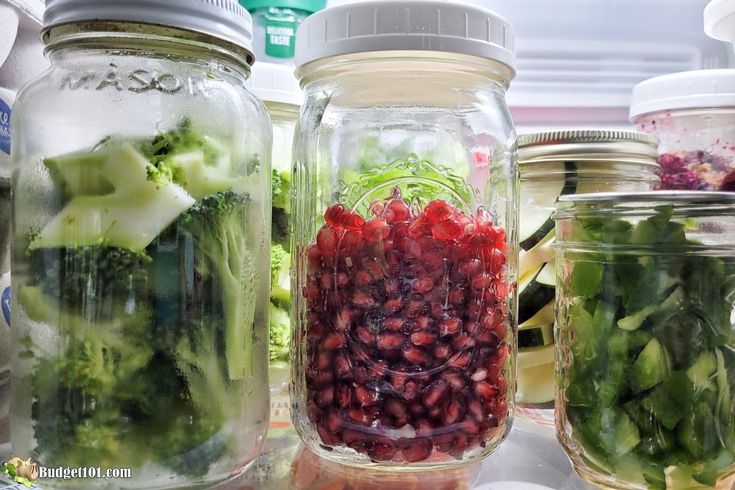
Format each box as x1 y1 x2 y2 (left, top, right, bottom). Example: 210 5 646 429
290 0 518 469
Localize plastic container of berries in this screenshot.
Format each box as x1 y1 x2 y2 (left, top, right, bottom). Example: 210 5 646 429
290 0 518 470
630 69 735 191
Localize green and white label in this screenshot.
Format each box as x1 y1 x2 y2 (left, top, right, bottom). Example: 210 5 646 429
265 18 297 59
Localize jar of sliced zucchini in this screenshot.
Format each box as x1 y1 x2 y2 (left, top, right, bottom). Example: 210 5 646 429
517 130 659 411
554 191 735 490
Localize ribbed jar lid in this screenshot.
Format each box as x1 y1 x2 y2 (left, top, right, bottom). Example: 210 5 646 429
294 0 515 72
44 0 254 63
518 129 659 166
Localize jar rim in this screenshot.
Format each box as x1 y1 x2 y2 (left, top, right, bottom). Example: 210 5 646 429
558 190 735 204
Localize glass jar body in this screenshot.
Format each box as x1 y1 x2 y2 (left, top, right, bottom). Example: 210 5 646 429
634 109 735 191
554 195 735 489
10 30 272 489
517 160 659 410
291 55 518 469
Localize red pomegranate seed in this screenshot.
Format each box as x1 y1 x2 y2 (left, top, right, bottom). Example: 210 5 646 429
453 334 476 350
474 381 496 400
316 226 340 257
460 418 481 435
445 400 465 425
439 318 462 336
319 273 333 291
450 432 469 459
385 398 408 420
334 309 352 332
407 215 430 238
321 333 345 350
355 385 379 406
412 276 434 293
303 281 321 301
410 331 436 346
324 204 346 229
403 381 419 401
404 300 423 318
313 370 334 386
471 273 494 291
342 429 366 447
370 200 385 216
448 352 471 368
316 351 333 370
355 326 375 345
368 442 397 462
384 297 403 314
386 199 411 222
402 438 433 463
318 386 335 407
347 407 371 425
434 344 450 359
468 399 485 422
448 288 465 306
432 219 462 240
337 385 352 407
336 272 350 286
384 316 404 331
423 380 449 407
425 200 456 223
376 333 405 350
442 373 466 390
355 270 372 287
352 291 375 309
432 432 455 452
413 316 432 330
402 346 432 366
362 218 391 243
340 230 362 251
326 412 342 433
317 424 340 446
403 238 422 258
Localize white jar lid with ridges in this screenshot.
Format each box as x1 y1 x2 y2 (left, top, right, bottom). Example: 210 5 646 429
294 0 515 72
629 69 735 120
248 62 303 106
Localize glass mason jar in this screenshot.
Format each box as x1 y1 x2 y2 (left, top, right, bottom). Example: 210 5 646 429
291 1 518 469
10 1 272 488
630 69 735 192
554 191 735 490
516 130 660 412
244 62 301 485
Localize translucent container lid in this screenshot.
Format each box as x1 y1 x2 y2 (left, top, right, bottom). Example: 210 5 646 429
629 69 735 119
247 62 303 107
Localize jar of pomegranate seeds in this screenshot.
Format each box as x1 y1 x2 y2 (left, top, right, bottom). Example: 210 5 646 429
290 0 517 469
630 69 735 192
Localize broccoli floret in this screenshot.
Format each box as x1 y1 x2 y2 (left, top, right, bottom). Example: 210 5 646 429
272 208 290 251
180 191 255 380
272 169 290 211
143 120 244 199
269 303 290 364
270 244 290 306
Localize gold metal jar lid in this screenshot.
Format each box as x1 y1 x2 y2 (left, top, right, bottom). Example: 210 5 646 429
518 129 659 167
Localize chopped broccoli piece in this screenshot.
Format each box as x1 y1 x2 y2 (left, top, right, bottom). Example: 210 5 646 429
34 143 195 251
180 191 255 380
270 244 290 306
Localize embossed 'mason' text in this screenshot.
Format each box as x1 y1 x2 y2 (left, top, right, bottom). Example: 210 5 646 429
60 64 211 96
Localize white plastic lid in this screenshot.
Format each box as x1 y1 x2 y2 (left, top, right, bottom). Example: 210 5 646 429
629 69 735 120
294 0 515 71
705 0 735 49
43 0 255 63
248 62 303 106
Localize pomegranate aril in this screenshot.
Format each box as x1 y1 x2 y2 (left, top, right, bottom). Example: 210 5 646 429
368 442 397 462
445 400 465 425
384 316 404 332
410 331 436 346
362 218 391 243
442 372 466 390
424 380 449 407
425 200 456 223
337 385 352 408
434 344 450 359
439 318 462 336
376 333 405 350
402 438 433 463
347 407 371 425
316 226 340 257
453 334 476 350
383 297 402 314
312 370 334 386
355 385 379 406
385 398 408 420
402 345 432 366
317 424 340 446
325 204 346 228
460 418 481 435
316 351 333 370
471 368 488 382
355 270 373 287
318 386 335 407
448 352 471 368
403 381 419 401
468 399 485 422
412 276 434 293
432 432 456 452
474 381 496 400
321 333 346 350
355 326 375 345
352 291 375 309
432 219 462 240
326 412 342 433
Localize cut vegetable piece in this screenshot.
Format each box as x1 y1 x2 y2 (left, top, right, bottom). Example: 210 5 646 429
715 349 731 426
519 300 554 329
31 144 195 251
166 150 241 199
516 344 555 404
44 150 114 197
599 329 628 406
638 430 676 455
570 261 603 298
641 385 685 430
631 339 671 394
677 402 719 459
599 408 641 457
519 233 555 278
519 161 577 251
618 304 658 331
518 267 556 324
665 465 711 489
687 352 717 390
535 261 555 286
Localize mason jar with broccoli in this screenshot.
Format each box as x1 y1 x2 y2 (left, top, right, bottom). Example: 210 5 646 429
9 1 272 488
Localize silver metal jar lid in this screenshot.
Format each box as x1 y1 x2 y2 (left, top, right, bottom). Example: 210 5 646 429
518 129 659 166
43 0 254 63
